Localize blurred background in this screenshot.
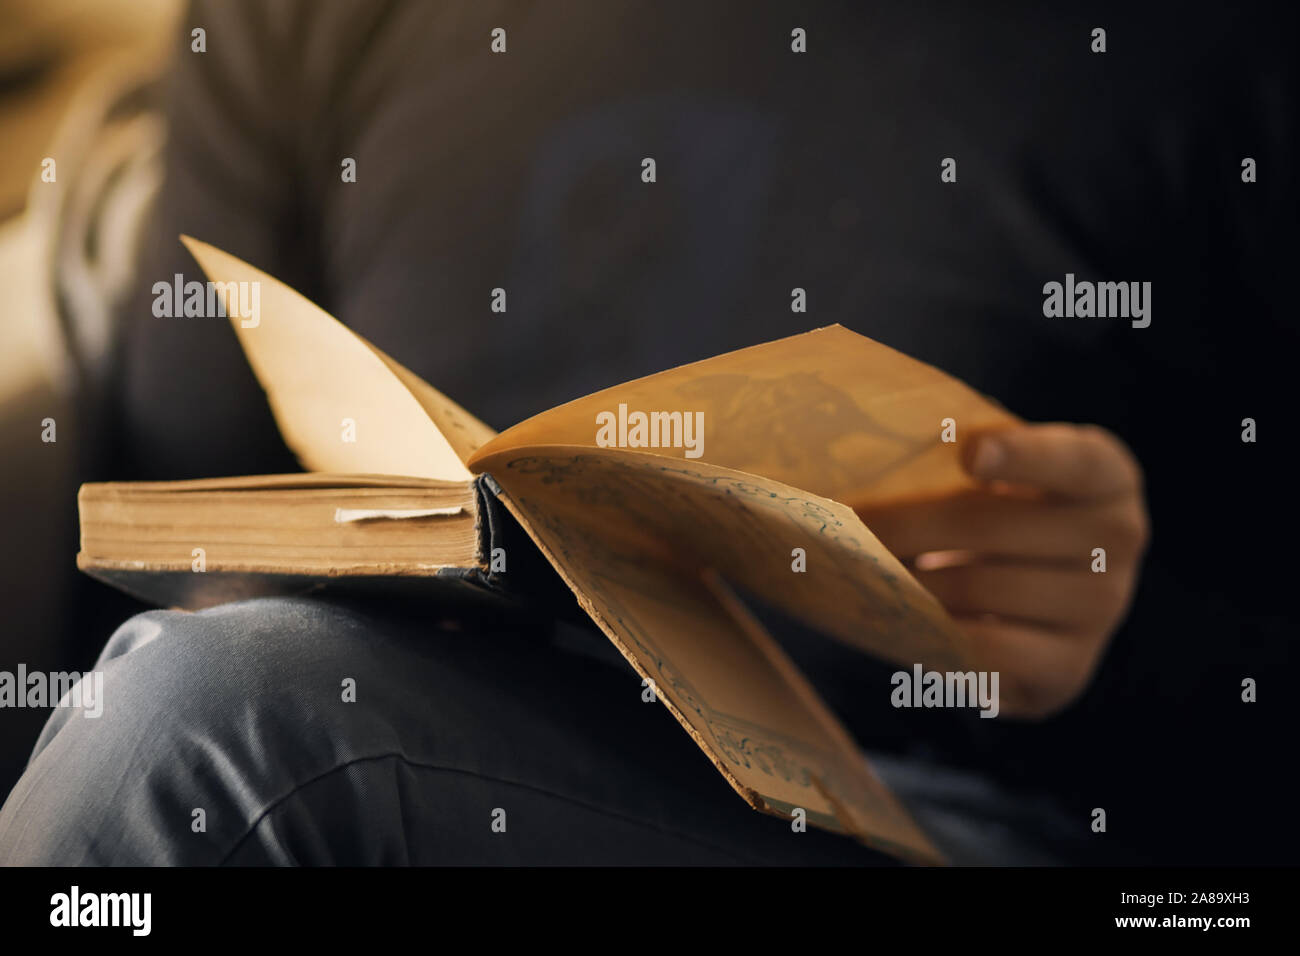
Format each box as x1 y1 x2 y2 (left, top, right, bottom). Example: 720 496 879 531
0 0 178 790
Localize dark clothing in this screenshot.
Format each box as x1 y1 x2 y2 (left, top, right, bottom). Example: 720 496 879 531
60 0 1300 862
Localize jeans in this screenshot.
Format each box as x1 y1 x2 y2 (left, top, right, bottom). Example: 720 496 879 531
0 597 1077 865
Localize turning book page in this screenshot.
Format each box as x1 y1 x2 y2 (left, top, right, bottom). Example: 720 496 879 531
180 236 496 480
469 323 1020 510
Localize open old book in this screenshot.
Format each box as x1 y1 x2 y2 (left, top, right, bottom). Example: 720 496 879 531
78 237 1018 864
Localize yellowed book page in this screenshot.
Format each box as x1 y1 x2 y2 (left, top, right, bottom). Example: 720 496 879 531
363 350 498 460
469 325 1017 509
179 237 496 477
475 444 971 860
475 444 976 671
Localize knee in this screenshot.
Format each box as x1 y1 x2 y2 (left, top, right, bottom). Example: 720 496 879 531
0 598 384 863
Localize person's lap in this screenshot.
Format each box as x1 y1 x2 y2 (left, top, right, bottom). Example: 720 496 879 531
0 596 891 865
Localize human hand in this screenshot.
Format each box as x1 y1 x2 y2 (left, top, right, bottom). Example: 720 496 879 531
859 423 1150 718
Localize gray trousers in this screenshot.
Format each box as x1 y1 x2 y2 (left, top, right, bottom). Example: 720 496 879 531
0 598 1072 865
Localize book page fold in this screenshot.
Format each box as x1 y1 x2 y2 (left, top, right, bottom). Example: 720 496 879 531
476 443 957 863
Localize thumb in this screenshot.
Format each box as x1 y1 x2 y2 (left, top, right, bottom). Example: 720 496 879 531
962 423 1143 500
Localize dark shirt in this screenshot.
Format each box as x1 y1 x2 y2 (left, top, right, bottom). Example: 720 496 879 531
107 0 1298 862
